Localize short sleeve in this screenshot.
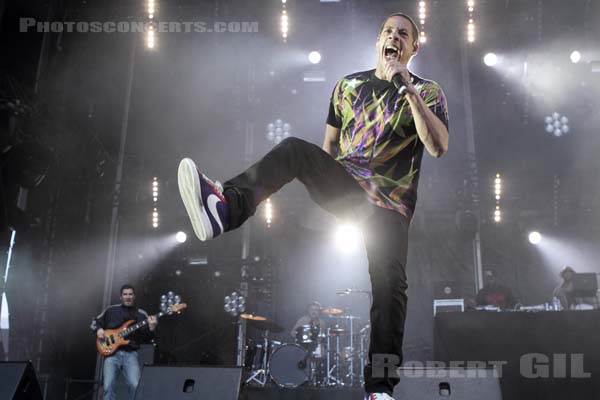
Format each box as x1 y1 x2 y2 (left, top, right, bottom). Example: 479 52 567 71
420 81 449 130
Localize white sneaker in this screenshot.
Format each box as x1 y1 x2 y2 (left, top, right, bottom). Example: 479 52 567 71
177 158 229 240
365 393 395 400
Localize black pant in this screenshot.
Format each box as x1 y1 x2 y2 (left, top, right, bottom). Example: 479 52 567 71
224 137 409 395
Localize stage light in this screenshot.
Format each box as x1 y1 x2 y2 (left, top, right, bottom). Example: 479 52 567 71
151 178 159 228
418 1 427 23
188 257 208 266
265 198 273 226
308 51 322 64
148 0 155 15
467 25 475 43
493 174 502 223
159 291 182 313
176 231 187 243
544 112 569 137
266 118 291 142
529 231 542 245
417 1 427 43
147 27 155 49
334 223 363 253
224 291 246 317
483 53 497 66
570 50 581 64
466 0 476 43
281 6 288 42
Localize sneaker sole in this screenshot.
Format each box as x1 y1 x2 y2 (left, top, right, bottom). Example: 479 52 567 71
177 158 213 241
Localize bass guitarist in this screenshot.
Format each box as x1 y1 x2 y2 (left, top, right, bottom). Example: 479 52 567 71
90 284 158 400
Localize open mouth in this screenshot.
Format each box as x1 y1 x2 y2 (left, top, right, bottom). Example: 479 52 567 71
383 44 400 61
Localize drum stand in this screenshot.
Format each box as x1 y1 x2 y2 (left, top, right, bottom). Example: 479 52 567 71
346 315 357 386
245 330 270 386
325 327 344 386
358 324 369 386
307 353 321 387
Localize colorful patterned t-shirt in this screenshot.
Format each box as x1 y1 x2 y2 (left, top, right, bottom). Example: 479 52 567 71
326 69 449 219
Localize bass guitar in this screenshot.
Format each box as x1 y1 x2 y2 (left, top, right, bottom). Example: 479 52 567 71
96 303 187 356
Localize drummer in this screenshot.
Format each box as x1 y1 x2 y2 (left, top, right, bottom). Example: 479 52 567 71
291 301 327 340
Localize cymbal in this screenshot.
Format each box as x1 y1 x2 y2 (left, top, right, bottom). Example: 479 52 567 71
331 315 361 320
337 288 371 295
329 327 346 335
322 307 343 315
240 313 267 321
247 318 284 333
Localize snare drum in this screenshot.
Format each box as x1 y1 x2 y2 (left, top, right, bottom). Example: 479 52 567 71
268 343 309 388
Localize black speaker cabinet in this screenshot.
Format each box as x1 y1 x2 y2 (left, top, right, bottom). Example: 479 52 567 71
134 365 242 400
393 367 502 399
0 361 43 400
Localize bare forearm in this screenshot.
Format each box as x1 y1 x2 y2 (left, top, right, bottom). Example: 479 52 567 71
406 88 449 158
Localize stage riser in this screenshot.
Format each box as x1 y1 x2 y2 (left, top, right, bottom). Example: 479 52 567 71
241 387 364 400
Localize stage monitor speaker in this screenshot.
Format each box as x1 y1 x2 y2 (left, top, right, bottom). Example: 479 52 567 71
0 361 43 400
393 367 502 400
134 365 242 400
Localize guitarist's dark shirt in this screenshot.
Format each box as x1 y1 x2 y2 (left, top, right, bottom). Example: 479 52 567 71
91 304 154 352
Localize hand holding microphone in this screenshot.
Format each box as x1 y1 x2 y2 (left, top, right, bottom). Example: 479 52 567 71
392 73 409 94
383 44 412 94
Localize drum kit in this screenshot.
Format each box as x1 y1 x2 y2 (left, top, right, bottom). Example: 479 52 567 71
242 290 370 389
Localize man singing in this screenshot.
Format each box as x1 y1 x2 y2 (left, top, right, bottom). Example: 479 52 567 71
178 13 448 399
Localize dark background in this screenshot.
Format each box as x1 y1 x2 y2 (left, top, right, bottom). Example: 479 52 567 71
1 0 599 398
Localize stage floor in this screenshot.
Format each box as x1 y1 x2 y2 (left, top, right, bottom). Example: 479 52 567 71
241 386 365 400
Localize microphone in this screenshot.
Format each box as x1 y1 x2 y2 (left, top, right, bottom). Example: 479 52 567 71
392 73 408 94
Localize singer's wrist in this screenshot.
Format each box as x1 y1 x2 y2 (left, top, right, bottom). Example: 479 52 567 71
404 83 419 97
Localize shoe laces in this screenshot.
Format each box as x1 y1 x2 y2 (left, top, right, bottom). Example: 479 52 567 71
202 174 227 203
202 173 223 194
366 394 394 400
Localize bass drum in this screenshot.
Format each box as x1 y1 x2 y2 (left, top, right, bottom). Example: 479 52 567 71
268 344 309 388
